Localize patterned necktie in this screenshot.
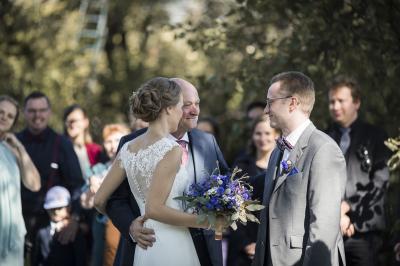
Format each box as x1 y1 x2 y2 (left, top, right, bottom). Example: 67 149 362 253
276 137 293 152
339 127 351 154
176 140 189 166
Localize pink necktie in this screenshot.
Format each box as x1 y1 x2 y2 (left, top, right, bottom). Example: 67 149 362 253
176 140 189 166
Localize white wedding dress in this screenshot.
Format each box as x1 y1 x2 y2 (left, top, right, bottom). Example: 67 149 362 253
118 137 201 266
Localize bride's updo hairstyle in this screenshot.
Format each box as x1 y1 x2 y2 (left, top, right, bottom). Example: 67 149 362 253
130 77 181 122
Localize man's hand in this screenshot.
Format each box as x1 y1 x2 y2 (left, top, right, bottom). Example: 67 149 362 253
57 217 79 244
80 190 95 209
340 201 355 237
341 201 350 216
129 216 156 249
244 242 256 259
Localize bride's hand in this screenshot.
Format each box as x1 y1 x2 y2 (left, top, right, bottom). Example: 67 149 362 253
215 216 225 229
209 215 230 231
130 216 156 249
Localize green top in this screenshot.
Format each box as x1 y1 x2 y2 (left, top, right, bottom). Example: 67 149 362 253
0 142 26 258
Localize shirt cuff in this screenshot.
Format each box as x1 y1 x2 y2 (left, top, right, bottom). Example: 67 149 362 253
129 232 136 243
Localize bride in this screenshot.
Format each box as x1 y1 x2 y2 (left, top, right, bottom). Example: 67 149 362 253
94 77 214 266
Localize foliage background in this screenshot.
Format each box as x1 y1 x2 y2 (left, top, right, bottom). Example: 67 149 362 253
1 0 399 262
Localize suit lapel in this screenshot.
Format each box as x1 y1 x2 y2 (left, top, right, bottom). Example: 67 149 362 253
263 149 282 206
187 131 217 266
188 131 205 183
273 123 316 193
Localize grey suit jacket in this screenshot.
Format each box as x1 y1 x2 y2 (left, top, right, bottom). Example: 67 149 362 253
253 123 347 266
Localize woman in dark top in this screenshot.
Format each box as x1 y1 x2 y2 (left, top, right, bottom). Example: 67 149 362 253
228 115 279 266
63 104 102 180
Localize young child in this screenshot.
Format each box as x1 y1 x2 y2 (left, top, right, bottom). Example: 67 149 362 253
33 186 86 266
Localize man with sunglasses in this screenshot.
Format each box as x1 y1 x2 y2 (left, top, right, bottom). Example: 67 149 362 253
326 76 390 266
253 71 347 266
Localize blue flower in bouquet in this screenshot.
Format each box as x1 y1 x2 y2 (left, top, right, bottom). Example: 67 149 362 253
174 166 265 235
217 186 225 195
242 191 250 200
206 203 214 210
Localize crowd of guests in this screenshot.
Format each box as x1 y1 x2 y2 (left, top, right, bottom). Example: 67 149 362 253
0 74 397 266
0 92 139 266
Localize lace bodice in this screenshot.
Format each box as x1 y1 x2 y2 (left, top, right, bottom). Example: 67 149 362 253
117 138 200 266
117 137 188 212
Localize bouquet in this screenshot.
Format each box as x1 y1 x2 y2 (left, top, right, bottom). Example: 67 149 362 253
175 166 265 240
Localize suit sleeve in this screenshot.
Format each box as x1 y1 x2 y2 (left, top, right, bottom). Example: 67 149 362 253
59 137 85 215
304 142 347 266
105 135 140 241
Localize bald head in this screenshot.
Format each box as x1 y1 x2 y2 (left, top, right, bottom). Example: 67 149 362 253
170 78 200 138
170 78 195 93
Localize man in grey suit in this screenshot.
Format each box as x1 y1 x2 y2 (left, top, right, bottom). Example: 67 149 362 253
253 71 347 266
106 78 228 266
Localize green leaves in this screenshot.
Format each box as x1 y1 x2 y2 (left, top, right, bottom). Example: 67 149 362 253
245 204 265 212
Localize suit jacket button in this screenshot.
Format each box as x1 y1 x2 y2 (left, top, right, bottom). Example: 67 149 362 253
261 241 264 247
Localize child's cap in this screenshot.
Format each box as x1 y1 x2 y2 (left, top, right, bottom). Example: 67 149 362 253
43 186 71 210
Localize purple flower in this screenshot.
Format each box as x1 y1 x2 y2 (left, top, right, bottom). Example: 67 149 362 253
244 193 250 200
281 160 293 174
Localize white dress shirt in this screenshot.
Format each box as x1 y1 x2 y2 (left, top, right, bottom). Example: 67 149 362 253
281 119 311 167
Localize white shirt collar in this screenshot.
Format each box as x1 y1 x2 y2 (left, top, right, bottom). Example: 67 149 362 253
285 119 311 147
168 132 189 143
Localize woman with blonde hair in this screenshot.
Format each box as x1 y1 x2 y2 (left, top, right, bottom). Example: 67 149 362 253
0 95 41 265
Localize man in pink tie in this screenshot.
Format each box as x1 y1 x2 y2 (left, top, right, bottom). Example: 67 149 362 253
106 78 229 266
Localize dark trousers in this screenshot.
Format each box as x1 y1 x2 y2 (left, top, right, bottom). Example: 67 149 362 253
344 232 382 266
24 212 49 262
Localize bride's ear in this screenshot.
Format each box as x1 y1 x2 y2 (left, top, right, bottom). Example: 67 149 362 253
165 106 173 115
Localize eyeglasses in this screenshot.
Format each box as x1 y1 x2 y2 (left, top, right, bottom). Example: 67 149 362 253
25 108 49 114
65 118 83 126
265 95 292 108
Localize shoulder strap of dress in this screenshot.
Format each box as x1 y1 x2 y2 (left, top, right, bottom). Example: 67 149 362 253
153 138 179 158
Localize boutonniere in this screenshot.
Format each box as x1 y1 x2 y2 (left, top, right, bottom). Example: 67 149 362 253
281 160 299 176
